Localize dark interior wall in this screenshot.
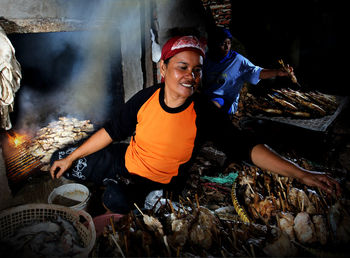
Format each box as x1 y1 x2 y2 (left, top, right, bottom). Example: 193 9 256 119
8 32 123 130
9 33 81 92
229 0 342 95
156 0 209 46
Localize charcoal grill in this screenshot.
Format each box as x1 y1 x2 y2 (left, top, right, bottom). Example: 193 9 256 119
5 140 43 183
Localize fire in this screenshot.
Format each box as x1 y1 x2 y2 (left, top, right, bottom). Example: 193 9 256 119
7 131 28 147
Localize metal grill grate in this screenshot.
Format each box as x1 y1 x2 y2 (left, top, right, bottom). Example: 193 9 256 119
5 141 43 183
252 96 348 132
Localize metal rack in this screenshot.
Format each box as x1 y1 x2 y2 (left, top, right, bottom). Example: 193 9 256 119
252 96 348 132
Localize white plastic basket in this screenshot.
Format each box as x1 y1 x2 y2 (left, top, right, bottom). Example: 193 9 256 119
0 203 96 257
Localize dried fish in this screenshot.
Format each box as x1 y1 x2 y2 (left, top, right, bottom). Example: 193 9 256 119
91 143 349 257
277 212 295 240
293 212 317 244
267 93 298 111
134 203 164 235
312 214 328 245
169 214 190 247
273 89 326 116
263 226 298 256
242 87 339 118
328 201 350 244
278 59 299 86
26 117 94 171
250 195 275 224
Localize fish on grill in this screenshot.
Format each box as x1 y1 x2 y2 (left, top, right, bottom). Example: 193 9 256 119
242 88 339 119
305 91 338 112
4 117 94 183
244 94 284 116
273 89 326 117
27 117 94 171
267 93 299 111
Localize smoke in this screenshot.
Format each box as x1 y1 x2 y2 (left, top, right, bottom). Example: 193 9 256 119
14 0 201 133
62 1 123 123
15 0 141 132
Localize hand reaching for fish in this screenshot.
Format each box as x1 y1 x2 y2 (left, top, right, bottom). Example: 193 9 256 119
50 156 74 179
298 170 342 197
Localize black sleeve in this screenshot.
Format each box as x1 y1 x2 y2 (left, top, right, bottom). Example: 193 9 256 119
194 94 263 163
103 85 161 141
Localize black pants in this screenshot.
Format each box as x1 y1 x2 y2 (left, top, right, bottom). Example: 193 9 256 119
50 143 167 214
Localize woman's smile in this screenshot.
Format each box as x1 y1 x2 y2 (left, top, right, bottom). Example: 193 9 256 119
160 50 203 107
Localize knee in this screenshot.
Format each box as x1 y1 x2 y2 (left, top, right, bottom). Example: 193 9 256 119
102 182 130 214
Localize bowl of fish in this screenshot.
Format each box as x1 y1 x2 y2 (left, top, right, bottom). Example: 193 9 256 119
0 203 96 257
48 183 91 211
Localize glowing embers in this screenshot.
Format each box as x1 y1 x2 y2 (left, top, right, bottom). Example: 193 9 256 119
5 131 42 183
7 131 28 148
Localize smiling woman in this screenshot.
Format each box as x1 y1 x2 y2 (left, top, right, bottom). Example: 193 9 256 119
49 35 341 215
160 36 205 104
160 47 203 107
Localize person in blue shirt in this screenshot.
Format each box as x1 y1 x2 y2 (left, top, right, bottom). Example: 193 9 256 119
202 27 294 114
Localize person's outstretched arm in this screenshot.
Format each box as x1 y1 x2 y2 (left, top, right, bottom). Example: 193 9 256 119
50 128 113 179
259 68 290 79
250 144 341 196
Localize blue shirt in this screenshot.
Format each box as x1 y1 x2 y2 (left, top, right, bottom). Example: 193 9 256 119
203 50 262 114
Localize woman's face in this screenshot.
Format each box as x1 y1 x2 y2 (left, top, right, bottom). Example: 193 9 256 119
160 50 203 99
220 38 231 56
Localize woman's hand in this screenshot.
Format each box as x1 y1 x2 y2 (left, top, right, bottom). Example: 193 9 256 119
259 66 294 79
50 156 74 179
49 128 113 179
251 144 342 197
299 170 342 196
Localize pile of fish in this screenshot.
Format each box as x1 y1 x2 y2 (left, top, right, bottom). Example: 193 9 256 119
27 117 94 171
233 164 350 256
0 216 85 257
92 197 274 257
91 152 349 257
243 88 338 118
91 146 349 257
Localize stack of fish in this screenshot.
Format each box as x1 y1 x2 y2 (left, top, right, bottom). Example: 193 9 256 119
230 162 349 256
93 198 253 257
174 145 350 257
243 88 338 118
28 117 94 171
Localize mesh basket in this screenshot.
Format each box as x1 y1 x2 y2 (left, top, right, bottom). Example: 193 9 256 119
0 203 96 257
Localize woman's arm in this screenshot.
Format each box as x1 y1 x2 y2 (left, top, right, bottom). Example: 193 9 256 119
259 68 290 79
251 144 341 195
50 128 113 179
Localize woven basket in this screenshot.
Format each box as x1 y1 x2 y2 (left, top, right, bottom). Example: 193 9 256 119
0 203 96 257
